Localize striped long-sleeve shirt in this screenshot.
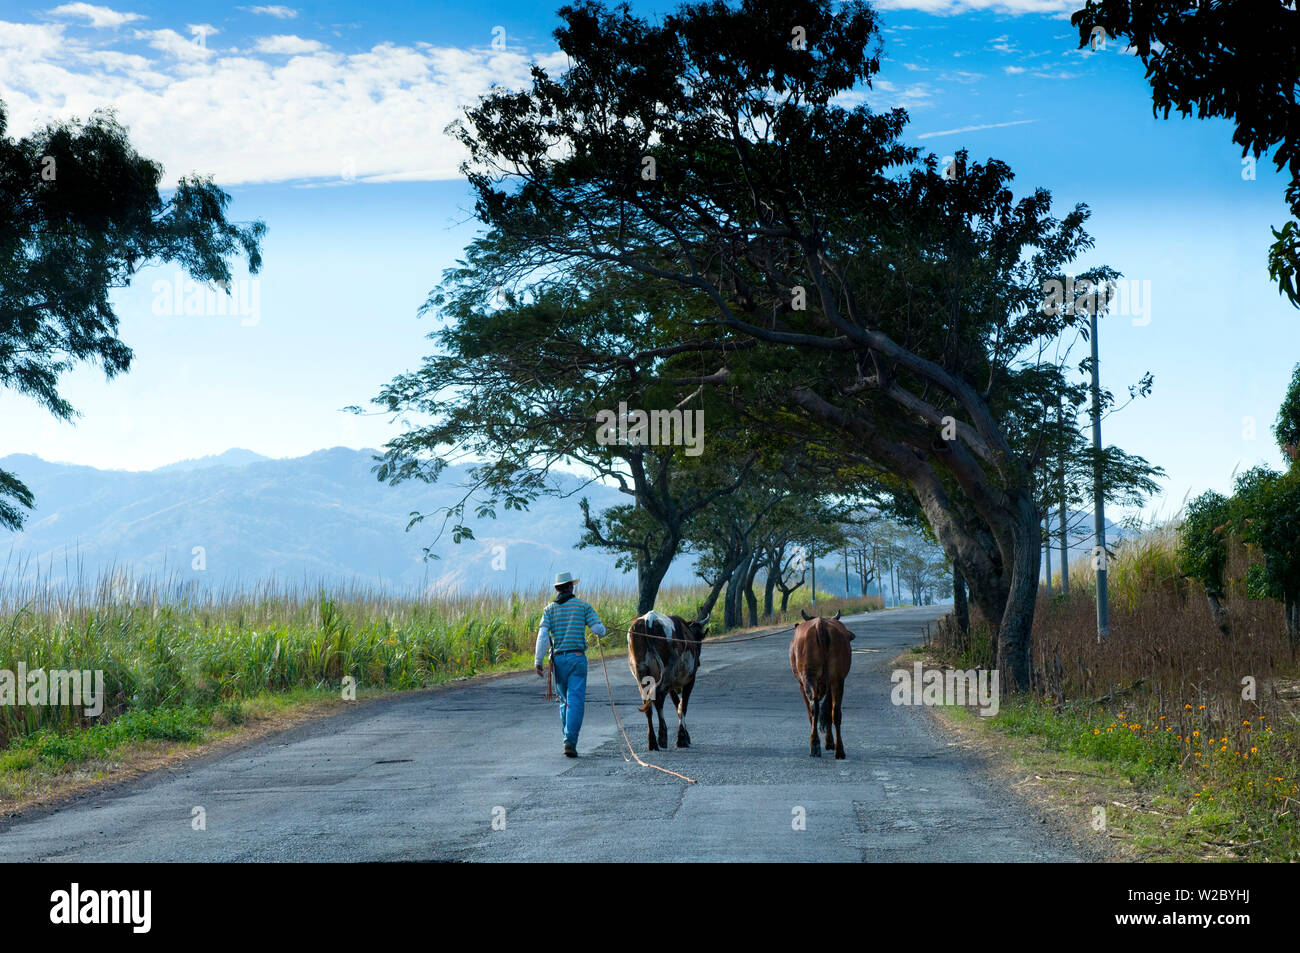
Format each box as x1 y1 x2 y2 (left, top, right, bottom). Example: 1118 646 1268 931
534 597 605 667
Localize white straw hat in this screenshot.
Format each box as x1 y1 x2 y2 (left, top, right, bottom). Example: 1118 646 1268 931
554 571 578 587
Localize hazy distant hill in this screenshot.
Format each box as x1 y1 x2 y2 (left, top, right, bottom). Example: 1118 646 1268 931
0 448 1133 599
1043 510 1135 573
153 449 273 472
0 449 688 594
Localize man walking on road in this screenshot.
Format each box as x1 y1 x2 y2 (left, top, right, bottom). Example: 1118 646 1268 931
535 571 606 757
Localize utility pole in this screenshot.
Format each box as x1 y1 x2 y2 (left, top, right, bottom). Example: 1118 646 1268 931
1057 395 1070 595
810 546 816 606
1044 517 1053 596
1089 304 1110 642
843 548 850 598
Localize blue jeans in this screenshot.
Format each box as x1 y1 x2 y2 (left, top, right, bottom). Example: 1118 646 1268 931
552 652 588 747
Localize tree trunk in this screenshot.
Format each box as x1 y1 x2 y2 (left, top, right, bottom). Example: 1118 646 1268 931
698 573 729 619
700 539 752 621
903 469 1034 687
763 549 777 619
991 492 1040 692
953 567 969 641
724 551 751 630
743 554 762 626
1205 589 1230 638
636 538 677 615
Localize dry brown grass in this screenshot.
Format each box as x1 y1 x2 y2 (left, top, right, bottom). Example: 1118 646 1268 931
926 524 1300 859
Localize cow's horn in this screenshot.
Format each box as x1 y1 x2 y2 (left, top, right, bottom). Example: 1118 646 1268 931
800 609 813 621
696 609 710 626
833 609 842 621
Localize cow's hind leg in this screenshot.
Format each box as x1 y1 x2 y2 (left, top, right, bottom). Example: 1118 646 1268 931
672 682 693 748
644 694 659 751
822 694 835 753
832 679 846 759
654 693 669 750
801 684 821 757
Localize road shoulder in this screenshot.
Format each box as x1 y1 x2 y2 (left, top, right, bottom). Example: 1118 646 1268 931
894 648 1124 863
0 669 531 830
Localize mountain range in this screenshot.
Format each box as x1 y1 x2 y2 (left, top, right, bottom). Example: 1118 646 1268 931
0 448 685 595
0 448 1130 599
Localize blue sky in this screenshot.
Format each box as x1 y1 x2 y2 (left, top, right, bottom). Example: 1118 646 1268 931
0 0 1295 523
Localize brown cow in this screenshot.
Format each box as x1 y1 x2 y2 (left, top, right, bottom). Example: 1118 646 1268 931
626 609 708 751
789 609 853 758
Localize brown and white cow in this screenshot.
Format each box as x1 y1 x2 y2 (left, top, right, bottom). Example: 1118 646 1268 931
789 609 853 759
626 609 709 751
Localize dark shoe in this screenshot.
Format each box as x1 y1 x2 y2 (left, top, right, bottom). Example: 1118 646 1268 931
563 744 577 758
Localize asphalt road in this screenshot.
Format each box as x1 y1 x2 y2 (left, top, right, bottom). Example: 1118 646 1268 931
0 605 1083 862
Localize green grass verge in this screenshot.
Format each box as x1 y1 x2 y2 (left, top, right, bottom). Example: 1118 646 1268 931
0 584 881 802
963 694 1300 862
0 687 336 805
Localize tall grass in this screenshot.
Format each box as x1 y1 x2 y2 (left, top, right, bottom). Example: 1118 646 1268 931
0 565 879 752
926 519 1300 856
0 567 705 749
1030 521 1299 854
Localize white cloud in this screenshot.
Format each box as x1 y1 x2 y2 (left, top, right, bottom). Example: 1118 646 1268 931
253 34 324 54
135 27 217 59
1004 65 1027 74
48 3 143 29
0 21 67 57
845 79 935 111
915 118 1038 139
0 13 569 187
248 5 298 18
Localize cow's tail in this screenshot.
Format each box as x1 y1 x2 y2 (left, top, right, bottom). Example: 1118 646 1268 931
635 628 653 713
635 614 666 713
816 620 832 733
636 657 654 714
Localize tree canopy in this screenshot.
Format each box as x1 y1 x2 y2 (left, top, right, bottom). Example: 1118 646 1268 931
1177 364 1300 649
1071 1 1300 305
0 102 264 529
418 0 1134 688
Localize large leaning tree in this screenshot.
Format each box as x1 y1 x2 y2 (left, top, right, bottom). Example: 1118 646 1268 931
441 0 1120 688
0 103 264 528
